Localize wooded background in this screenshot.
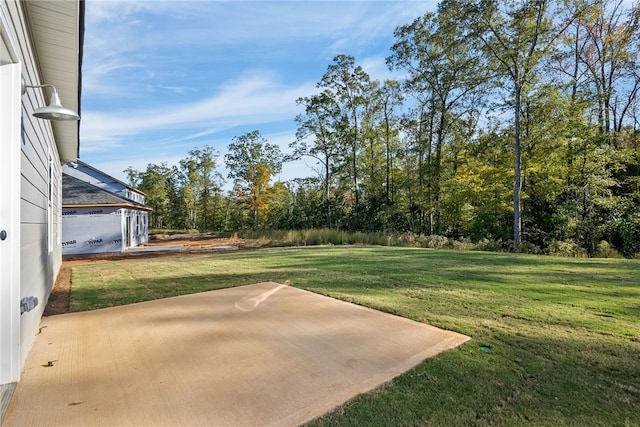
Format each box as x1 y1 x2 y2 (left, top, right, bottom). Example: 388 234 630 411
124 0 640 257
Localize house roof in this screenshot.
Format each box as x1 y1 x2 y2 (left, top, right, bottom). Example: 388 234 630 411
73 160 147 196
62 174 152 211
23 0 84 162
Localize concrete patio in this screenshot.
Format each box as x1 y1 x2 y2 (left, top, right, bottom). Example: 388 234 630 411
4 282 469 426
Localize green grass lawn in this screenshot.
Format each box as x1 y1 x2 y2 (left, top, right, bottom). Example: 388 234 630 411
68 247 640 426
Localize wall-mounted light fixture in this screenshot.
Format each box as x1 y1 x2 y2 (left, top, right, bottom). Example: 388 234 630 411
22 76 80 121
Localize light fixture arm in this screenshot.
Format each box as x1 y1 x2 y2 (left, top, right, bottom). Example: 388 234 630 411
22 82 57 95
20 76 80 121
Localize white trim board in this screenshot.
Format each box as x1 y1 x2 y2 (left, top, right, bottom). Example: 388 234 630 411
0 61 22 385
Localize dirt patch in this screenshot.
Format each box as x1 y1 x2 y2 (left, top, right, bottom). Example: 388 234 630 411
63 236 246 266
44 266 71 316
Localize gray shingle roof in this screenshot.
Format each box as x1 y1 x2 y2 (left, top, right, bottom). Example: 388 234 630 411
62 174 147 208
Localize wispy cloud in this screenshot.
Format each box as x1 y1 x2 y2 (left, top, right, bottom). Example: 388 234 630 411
81 72 315 151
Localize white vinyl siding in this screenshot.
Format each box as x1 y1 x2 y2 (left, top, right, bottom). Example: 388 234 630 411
1 0 63 373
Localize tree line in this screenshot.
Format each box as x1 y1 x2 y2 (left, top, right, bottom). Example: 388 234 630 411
125 0 640 257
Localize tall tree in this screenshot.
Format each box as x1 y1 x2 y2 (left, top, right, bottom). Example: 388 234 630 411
178 146 223 231
465 0 573 250
124 163 172 229
378 80 404 206
581 0 640 141
292 91 343 228
389 2 487 234
166 167 189 230
319 54 372 206
225 130 283 229
399 100 434 233
360 80 387 207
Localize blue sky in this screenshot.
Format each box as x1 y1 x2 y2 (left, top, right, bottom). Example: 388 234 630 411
79 0 438 185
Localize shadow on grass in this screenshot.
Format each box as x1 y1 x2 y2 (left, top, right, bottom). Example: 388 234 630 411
70 247 640 331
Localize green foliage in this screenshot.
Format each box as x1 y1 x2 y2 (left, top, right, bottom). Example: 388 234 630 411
595 240 622 258
233 229 536 254
124 163 173 229
122 0 640 258
225 130 284 230
610 208 640 257
474 237 509 252
237 229 399 247
547 239 588 258
178 146 223 231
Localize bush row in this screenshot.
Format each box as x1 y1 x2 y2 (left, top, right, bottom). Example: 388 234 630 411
230 229 636 258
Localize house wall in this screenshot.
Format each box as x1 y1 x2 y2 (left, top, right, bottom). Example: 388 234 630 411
125 209 149 247
1 0 63 380
62 207 149 255
62 207 125 255
61 162 150 253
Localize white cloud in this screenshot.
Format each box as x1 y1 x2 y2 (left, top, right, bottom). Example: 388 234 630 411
81 72 314 150
359 56 395 82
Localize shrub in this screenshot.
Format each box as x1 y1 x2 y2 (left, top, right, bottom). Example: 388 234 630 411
619 211 640 257
595 240 622 258
518 242 542 255
400 232 419 247
452 237 475 251
475 238 505 252
422 235 452 249
548 239 587 257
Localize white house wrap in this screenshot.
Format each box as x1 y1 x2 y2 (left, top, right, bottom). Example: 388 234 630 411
62 162 151 256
